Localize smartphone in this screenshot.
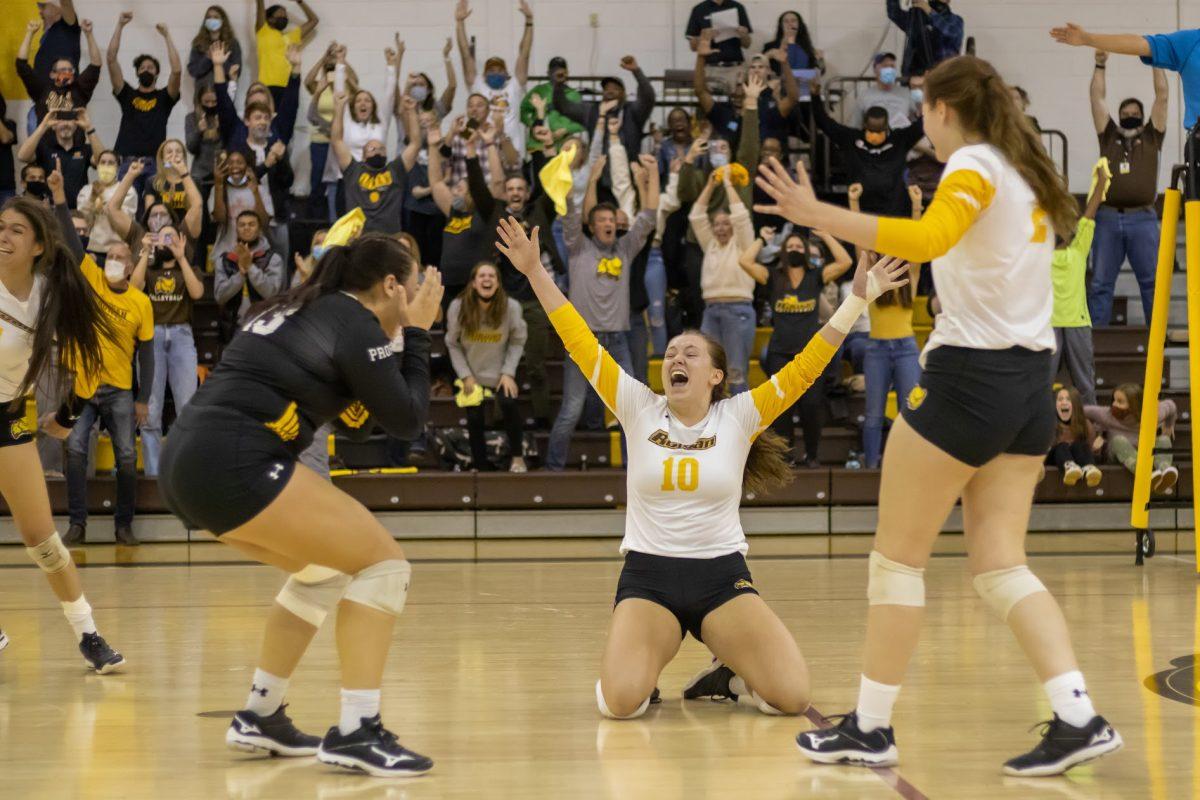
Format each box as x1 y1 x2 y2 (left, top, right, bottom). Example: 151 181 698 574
465 118 481 133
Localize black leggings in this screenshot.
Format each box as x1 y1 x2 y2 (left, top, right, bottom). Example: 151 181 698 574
765 349 824 461
1046 440 1095 469
466 394 524 470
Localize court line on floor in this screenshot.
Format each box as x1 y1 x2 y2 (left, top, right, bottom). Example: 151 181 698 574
804 705 929 800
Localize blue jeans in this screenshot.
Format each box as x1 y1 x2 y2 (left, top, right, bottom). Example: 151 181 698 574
701 301 756 394
546 331 633 470
66 386 137 526
863 336 921 468
141 324 199 477
1088 207 1159 326
645 247 668 355
843 331 869 374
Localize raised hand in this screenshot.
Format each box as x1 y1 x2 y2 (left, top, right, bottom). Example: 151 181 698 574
518 0 533 20
443 37 453 58
268 140 287 165
744 73 765 102
588 154 607 182
26 19 41 35
598 98 618 116
455 0 472 22
425 122 443 148
754 157 820 227
495 217 542 276
696 30 716 58
532 125 553 146
852 253 909 303
529 92 547 115
847 182 863 202
1050 22 1088 47
81 19 93 34
759 225 776 241
210 41 229 66
395 34 406 61
127 159 146 178
907 184 923 206
637 152 657 171
399 267 444 331
155 23 169 38
620 55 638 73
385 47 398 68
1094 50 1108 66
47 157 65 197
118 11 133 27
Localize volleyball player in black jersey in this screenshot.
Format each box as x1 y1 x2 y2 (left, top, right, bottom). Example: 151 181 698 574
158 233 443 777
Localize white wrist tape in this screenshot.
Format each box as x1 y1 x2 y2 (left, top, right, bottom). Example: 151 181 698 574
829 293 868 335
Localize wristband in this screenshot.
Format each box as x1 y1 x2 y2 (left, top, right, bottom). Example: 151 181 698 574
85 128 96 136
828 293 868 335
1094 65 1105 70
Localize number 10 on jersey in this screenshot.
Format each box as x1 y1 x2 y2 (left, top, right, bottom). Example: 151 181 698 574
661 457 699 492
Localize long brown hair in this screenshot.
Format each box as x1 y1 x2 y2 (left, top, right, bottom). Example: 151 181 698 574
2 198 116 402
923 56 1077 240
692 332 794 496
1115 382 1144 421
191 5 237 53
457 262 509 335
1057 386 1088 441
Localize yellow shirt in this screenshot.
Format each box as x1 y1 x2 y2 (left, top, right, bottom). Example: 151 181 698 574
256 26 302 88
74 256 154 397
311 86 334 144
867 264 920 340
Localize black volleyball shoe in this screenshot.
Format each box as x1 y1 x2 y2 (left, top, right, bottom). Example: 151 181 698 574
79 632 125 674
682 659 737 701
226 705 322 757
796 711 899 767
317 714 433 778
1002 714 1122 777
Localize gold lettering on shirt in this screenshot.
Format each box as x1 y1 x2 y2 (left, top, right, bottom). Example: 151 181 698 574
465 330 502 343
132 96 159 112
647 429 717 451
445 216 473 234
596 257 623 278
774 295 815 314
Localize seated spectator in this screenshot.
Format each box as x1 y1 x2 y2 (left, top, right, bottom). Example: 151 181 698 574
330 91 419 235
0 90 15 205
17 17 101 124
455 0 532 154
106 13 182 170
292 228 328 287
17 108 104 209
521 58 584 155
33 1 81 79
1087 50 1169 327
127 221 203 477
685 0 752 90
762 10 824 75
812 75 923 217
209 149 269 269
851 52 919 128
1052 167 1107 406
690 169 756 394
740 226 851 465
255 0 318 106
885 0 964 77
213 210 284 324
546 155 659 471
48 165 154 548
20 163 50 204
189 5 242 89
446 262 529 472
76 150 134 259
554 56 655 160
1086 383 1178 495
1048 388 1102 488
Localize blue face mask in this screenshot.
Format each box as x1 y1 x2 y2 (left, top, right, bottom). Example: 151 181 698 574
808 256 824 268
709 152 729 168
879 66 898 86
910 88 924 105
410 85 429 103
204 17 222 32
485 73 507 90
311 245 327 261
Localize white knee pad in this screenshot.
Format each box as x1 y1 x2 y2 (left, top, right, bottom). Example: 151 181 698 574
973 565 1046 620
26 532 70 574
867 550 925 607
342 559 412 617
596 680 650 720
275 564 352 627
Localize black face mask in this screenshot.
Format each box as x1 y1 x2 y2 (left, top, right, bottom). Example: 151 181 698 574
203 105 218 117
784 250 806 268
137 71 157 88
365 154 387 170
1119 115 1144 130
269 16 288 31
25 181 48 199
78 234 90 251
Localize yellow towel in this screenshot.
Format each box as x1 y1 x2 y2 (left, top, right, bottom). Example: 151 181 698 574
539 142 578 216
1089 158 1113 203
324 207 366 248
710 163 750 187
454 379 493 408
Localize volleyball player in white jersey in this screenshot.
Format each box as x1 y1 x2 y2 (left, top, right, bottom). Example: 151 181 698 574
496 217 907 719
754 56 1121 776
0 195 125 672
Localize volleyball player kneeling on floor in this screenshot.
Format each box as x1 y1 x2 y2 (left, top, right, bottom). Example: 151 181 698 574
0 189 125 673
158 231 443 777
756 55 1122 776
496 217 907 719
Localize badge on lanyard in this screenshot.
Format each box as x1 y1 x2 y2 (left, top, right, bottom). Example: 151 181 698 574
1119 161 1131 175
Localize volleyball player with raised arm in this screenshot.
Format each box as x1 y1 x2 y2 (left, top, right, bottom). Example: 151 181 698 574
495 217 907 720
755 56 1122 776
0 189 125 673
157 232 443 778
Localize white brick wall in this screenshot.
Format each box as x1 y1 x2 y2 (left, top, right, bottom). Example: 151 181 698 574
8 0 1193 191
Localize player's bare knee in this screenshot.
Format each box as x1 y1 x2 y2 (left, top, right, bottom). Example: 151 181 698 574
597 677 652 719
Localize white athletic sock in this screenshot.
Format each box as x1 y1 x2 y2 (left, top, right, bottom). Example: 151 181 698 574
856 675 901 732
728 675 783 715
339 688 381 735
729 675 749 698
60 596 96 639
1044 670 1096 728
245 668 288 716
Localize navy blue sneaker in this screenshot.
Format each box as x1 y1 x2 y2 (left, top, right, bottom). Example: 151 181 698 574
79 632 124 674
317 714 433 777
226 705 321 757
797 711 898 767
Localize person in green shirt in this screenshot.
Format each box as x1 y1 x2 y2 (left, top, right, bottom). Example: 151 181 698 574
1051 166 1108 405
520 57 584 152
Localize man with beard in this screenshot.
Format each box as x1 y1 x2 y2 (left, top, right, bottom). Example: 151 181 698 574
1086 50 1169 327
553 56 656 158
331 92 420 235
106 13 181 169
17 17 102 125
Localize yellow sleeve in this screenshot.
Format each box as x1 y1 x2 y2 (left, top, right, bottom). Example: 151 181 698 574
548 303 625 417
137 295 154 342
873 168 995 263
748 333 838 438
79 253 107 295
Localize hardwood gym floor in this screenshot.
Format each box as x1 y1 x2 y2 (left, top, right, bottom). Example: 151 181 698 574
0 545 1195 799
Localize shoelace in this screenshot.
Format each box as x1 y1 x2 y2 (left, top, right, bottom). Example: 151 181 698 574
1027 716 1062 738
366 720 401 748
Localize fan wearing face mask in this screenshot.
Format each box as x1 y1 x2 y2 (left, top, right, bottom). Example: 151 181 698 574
17 109 106 210
106 13 182 170
188 5 243 89
1086 50 1170 327
255 0 319 105
77 150 137 259
1085 383 1178 495
331 90 420 236
17 17 102 127
455 0 533 154
851 53 920 129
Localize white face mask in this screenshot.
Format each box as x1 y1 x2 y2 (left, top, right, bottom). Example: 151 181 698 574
104 261 127 284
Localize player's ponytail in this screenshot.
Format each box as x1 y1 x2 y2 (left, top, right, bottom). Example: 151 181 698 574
923 55 1077 240
701 334 795 496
